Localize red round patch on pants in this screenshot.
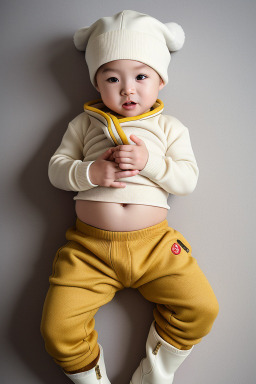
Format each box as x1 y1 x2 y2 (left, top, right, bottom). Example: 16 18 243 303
171 243 181 255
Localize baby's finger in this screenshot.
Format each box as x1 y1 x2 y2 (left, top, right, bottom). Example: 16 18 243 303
129 135 145 146
118 163 134 170
110 181 126 188
99 147 115 160
117 145 133 152
115 169 139 179
114 157 133 164
113 150 133 159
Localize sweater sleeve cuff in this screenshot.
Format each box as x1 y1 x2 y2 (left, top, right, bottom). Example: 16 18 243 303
86 161 98 187
76 161 98 190
140 152 165 179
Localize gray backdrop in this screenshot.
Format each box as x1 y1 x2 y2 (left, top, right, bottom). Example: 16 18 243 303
1 0 255 383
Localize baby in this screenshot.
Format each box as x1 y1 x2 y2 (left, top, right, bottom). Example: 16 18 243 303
41 10 219 384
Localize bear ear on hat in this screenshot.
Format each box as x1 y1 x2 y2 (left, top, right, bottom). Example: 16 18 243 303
73 27 91 51
165 22 185 52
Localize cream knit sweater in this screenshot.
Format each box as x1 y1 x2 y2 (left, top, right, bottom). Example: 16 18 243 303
48 100 199 209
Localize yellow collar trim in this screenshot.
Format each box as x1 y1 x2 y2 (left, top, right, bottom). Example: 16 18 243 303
84 100 120 145
84 99 164 120
84 99 164 145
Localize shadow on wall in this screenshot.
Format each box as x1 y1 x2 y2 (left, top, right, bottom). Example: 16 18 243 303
7 37 155 384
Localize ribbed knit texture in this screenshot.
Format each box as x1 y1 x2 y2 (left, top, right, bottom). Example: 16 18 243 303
86 29 170 85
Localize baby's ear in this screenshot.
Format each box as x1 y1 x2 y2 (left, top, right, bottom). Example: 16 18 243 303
94 76 100 92
95 82 99 92
159 78 165 90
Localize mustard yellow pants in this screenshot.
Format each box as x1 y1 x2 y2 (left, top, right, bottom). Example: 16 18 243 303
41 219 219 372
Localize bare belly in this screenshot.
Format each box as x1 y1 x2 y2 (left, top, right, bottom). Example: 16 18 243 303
75 200 168 231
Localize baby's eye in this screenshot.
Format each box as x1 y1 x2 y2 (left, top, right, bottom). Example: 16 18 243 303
136 74 147 80
107 77 119 83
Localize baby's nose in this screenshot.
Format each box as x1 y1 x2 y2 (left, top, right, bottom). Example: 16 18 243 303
121 84 135 95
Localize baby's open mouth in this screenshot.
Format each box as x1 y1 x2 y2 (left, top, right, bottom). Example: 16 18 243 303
122 101 137 110
123 101 136 106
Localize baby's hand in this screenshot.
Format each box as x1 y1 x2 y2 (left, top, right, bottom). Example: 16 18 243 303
112 135 148 171
89 148 139 188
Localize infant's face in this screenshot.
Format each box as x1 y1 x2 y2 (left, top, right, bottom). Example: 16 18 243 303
95 60 164 117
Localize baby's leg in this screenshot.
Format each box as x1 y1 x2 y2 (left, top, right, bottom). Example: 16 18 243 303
138 230 219 349
41 285 101 371
130 227 218 384
41 222 122 375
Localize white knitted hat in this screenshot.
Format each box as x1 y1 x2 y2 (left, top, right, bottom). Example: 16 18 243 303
74 10 185 86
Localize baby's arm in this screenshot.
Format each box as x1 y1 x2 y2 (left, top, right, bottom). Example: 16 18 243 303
48 118 139 191
48 121 90 191
139 120 199 195
112 121 199 196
